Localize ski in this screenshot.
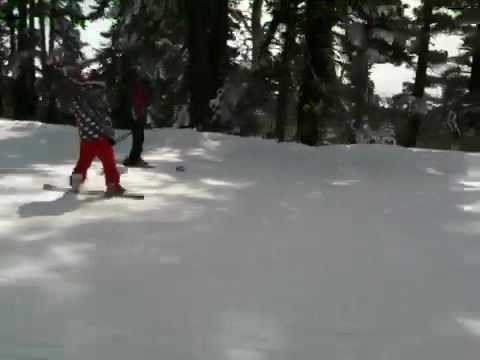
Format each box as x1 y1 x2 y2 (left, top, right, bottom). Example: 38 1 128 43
97 164 154 175
42 184 144 200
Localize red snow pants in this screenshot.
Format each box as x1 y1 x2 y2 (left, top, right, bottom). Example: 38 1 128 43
73 137 120 186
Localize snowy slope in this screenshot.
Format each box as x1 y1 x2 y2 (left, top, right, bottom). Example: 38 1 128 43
2 119 480 359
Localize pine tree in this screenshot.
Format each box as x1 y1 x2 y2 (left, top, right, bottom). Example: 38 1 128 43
91 0 188 128
0 1 17 117
224 0 285 136
275 0 299 142
337 1 410 144
251 0 264 69
401 0 456 147
296 0 337 146
0 0 86 122
42 0 86 124
404 0 433 147
11 0 37 120
0 20 7 116
438 2 480 147
186 0 229 131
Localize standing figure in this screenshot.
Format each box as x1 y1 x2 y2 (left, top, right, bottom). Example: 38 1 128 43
123 68 152 167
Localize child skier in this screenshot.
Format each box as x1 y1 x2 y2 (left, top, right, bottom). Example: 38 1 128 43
49 58 126 197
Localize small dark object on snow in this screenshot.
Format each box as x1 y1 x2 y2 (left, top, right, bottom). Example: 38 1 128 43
175 165 185 172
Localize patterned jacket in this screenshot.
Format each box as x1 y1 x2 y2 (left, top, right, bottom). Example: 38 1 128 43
51 66 115 141
71 84 115 141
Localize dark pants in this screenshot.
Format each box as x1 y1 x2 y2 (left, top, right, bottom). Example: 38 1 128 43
128 117 145 162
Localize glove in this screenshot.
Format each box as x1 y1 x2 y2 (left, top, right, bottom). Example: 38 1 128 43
104 130 116 146
104 125 115 140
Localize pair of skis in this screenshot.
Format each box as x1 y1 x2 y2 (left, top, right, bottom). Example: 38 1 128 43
43 163 184 199
43 184 144 200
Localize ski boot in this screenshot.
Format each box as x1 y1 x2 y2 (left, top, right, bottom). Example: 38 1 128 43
69 173 84 193
123 157 151 168
105 183 127 198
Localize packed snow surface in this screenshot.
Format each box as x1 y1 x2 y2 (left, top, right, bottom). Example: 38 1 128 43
1 119 480 359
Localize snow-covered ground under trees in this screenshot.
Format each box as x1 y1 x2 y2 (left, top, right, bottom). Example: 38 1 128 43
2 119 480 359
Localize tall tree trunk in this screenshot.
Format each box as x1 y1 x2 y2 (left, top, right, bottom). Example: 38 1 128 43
3 3 17 118
350 21 372 139
13 1 30 119
275 0 298 142
209 0 229 99
256 6 282 69
251 0 264 69
27 0 37 114
0 79 3 116
49 0 56 54
6 3 16 55
0 74 3 117
186 0 212 129
38 0 47 68
404 0 432 147
45 0 58 123
11 0 37 119
469 24 480 94
9 26 16 55
186 0 229 131
297 0 336 146
29 0 35 31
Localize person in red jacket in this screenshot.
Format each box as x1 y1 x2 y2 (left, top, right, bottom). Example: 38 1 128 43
123 68 152 167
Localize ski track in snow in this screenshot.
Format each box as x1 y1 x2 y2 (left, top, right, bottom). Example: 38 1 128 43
1 119 480 359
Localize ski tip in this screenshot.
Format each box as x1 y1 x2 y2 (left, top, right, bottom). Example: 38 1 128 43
104 194 145 200
128 195 145 200
124 193 145 200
